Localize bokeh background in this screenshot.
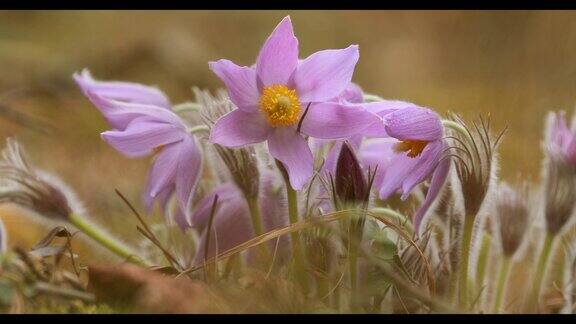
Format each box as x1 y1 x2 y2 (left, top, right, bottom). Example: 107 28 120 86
0 10 575 257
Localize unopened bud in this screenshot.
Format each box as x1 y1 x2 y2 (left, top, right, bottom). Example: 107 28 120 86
335 141 368 207
494 182 529 257
543 111 576 235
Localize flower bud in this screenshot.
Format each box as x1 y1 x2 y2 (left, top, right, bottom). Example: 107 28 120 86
543 111 576 235
494 182 530 257
0 138 80 222
335 141 368 207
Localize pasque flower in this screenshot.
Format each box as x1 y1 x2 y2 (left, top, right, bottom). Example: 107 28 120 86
208 16 381 190
191 172 290 266
376 105 451 232
318 99 450 232
74 70 202 228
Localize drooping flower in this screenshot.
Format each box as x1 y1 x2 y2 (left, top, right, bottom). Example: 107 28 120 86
208 16 381 190
191 172 290 266
316 99 450 232
376 105 451 232
74 70 202 228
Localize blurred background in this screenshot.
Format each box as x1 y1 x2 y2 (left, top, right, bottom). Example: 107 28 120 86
0 10 575 257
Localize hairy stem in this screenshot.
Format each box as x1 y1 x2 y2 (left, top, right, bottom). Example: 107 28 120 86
476 233 492 293
348 210 364 311
525 231 555 312
246 196 270 260
286 182 309 293
69 213 147 266
458 214 475 310
492 256 512 313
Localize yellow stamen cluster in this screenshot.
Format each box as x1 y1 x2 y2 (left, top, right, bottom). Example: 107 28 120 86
394 140 428 158
259 84 302 127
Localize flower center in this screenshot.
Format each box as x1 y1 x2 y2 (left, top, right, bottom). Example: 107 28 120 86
394 140 428 158
152 145 165 155
259 84 302 127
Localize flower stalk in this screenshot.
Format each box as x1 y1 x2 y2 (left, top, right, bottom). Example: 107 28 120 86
286 181 309 293
475 233 491 293
68 212 147 266
492 256 512 313
245 195 270 261
525 231 555 312
458 214 475 310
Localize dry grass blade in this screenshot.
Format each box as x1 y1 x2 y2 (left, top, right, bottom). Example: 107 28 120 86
177 208 435 297
366 211 436 296
115 189 182 270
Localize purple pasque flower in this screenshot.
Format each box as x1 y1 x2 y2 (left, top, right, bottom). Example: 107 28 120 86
191 172 290 266
319 97 412 175
545 110 576 165
208 16 381 191
74 70 202 228
376 105 451 232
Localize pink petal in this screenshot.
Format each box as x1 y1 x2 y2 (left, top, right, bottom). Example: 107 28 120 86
193 194 253 266
144 142 180 201
208 59 259 111
362 100 409 117
174 136 203 225
351 101 408 137
399 141 444 199
101 118 185 158
80 90 183 131
191 183 239 232
385 106 443 141
74 69 171 109
413 155 451 234
256 16 299 87
335 82 364 104
378 152 421 200
295 45 359 103
322 137 364 176
358 138 396 189
210 109 272 148
267 127 313 191
300 102 381 139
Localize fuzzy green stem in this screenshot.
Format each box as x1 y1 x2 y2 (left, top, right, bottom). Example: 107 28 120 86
525 231 555 312
246 196 270 259
476 233 492 292
348 210 364 312
492 256 512 313
246 197 265 237
458 214 475 310
68 213 147 266
286 183 309 293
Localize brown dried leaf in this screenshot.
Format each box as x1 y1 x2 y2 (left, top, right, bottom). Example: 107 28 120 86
87 264 229 314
